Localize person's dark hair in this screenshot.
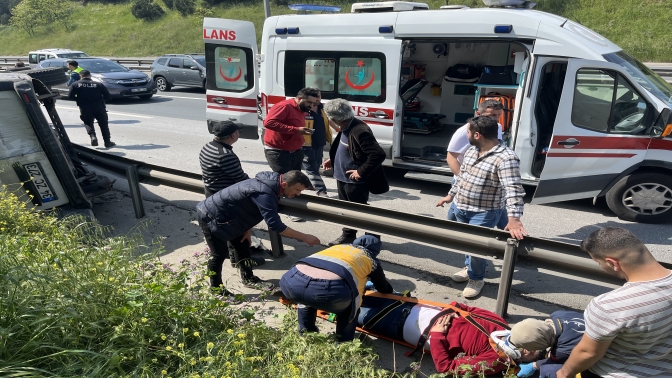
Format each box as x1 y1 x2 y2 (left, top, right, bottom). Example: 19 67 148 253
282 170 313 190
80 70 91 78
478 99 503 113
467 116 499 140
580 227 648 265
67 60 78 68
297 87 319 99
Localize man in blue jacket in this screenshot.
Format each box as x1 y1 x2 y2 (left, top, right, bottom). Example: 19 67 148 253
196 170 320 293
509 310 585 378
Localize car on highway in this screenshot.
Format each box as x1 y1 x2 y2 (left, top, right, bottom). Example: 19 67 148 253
37 57 157 99
150 54 206 91
28 48 89 65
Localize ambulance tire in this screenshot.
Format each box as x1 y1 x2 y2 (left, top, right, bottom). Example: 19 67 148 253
605 172 672 224
25 67 68 88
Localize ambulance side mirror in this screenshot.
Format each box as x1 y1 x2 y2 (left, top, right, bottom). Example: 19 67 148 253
652 108 672 138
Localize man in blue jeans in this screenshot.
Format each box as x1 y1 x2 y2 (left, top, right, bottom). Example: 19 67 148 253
437 116 527 298
301 89 332 196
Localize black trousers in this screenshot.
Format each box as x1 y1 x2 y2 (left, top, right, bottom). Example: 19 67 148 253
79 105 111 141
337 180 369 235
204 188 238 265
198 218 254 288
264 149 304 174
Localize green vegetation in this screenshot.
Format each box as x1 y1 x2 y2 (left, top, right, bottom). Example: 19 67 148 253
0 186 399 377
0 0 670 60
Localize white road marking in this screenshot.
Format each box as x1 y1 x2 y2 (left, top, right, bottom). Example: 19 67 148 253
154 94 205 100
56 105 154 119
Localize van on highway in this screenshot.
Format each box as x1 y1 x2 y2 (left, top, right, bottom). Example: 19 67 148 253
28 49 89 65
203 0 672 223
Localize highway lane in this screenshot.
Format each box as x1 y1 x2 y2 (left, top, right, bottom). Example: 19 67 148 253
49 93 672 262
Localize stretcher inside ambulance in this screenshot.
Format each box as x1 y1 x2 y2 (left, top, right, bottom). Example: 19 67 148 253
203 1 672 223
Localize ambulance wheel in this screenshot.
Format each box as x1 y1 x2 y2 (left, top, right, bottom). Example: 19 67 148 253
605 172 672 223
154 76 171 91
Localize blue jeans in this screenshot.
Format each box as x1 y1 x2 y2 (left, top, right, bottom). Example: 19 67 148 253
447 205 502 281
496 208 509 230
302 146 327 193
357 296 415 339
280 266 356 341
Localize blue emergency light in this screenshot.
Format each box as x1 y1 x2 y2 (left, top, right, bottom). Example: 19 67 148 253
379 26 394 33
287 27 300 34
494 25 513 33
276 28 287 34
288 4 342 12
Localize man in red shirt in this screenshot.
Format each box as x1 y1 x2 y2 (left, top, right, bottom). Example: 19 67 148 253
263 88 319 174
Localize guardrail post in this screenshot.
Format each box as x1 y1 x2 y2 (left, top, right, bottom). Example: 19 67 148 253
495 238 518 318
125 164 145 219
268 230 284 258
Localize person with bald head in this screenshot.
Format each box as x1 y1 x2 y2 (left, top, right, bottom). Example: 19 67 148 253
557 227 672 378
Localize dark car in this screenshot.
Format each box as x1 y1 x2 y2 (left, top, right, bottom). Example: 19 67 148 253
37 57 157 99
150 54 206 91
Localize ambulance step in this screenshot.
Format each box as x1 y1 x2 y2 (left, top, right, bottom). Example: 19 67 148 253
403 171 454 185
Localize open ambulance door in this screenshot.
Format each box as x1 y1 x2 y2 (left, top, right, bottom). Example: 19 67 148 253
532 58 660 204
204 18 259 139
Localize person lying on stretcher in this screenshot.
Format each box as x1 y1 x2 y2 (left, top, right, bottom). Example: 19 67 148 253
357 295 540 375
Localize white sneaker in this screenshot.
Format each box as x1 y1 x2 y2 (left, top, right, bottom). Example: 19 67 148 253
450 267 469 283
463 279 485 298
286 214 303 222
316 191 328 197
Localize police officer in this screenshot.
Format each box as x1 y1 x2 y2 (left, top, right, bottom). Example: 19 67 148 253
66 60 83 87
68 70 116 148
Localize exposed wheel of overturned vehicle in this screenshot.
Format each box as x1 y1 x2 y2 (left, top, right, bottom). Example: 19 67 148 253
24 67 68 88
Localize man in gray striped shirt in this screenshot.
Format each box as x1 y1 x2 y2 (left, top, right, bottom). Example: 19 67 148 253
557 227 672 378
200 121 249 198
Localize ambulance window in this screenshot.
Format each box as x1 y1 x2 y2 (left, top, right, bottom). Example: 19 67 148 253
305 59 335 92
337 58 383 99
572 68 652 134
205 45 253 93
168 58 181 68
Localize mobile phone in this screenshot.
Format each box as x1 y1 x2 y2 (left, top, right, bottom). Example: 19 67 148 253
307 129 315 134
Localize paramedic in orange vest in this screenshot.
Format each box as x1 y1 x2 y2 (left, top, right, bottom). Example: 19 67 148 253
263 87 318 174
301 88 332 196
279 235 394 342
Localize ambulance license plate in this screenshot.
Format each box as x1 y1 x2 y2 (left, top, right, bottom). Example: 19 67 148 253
131 88 147 93
23 162 57 203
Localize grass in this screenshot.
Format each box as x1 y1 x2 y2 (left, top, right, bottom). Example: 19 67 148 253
0 184 405 377
0 0 671 61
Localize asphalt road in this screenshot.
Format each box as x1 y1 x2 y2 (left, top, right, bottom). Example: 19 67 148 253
50 89 672 263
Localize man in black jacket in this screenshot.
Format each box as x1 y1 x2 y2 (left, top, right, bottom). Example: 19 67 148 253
322 98 389 246
68 70 115 148
196 170 320 293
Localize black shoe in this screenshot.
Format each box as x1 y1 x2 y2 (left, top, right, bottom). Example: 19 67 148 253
230 255 265 268
90 135 98 146
328 233 357 246
242 276 276 291
104 141 116 148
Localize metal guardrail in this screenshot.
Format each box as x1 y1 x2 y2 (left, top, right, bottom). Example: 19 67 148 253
70 144 672 317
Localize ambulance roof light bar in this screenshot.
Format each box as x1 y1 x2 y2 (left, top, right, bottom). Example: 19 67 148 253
351 2 429 13
482 0 536 9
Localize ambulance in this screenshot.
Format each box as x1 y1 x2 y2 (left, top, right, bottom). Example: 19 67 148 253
203 0 672 223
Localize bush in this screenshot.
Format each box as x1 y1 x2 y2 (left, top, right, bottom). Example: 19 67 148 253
162 0 173 9
9 0 74 35
131 0 164 21
173 0 194 17
0 187 400 377
0 12 9 25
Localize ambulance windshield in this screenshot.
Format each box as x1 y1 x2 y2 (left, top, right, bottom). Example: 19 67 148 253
604 51 672 105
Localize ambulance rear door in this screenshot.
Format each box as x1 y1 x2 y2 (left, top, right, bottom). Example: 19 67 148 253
532 58 662 204
204 18 259 139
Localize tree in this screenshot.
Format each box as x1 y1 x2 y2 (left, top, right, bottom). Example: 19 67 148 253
9 0 74 35
173 0 194 17
131 0 164 21
163 0 174 9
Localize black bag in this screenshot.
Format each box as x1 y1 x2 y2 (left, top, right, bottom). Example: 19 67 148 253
444 64 481 83
479 65 516 85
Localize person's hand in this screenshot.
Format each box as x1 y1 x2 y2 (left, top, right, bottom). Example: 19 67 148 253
429 314 457 334
346 169 361 181
555 369 571 378
436 195 453 207
302 234 320 246
241 228 252 244
322 159 332 170
297 127 314 135
504 218 529 240
516 363 537 377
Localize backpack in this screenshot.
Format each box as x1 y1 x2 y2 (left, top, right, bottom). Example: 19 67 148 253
444 64 482 83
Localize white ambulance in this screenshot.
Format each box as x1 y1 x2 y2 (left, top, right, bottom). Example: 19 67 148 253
203 0 672 223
